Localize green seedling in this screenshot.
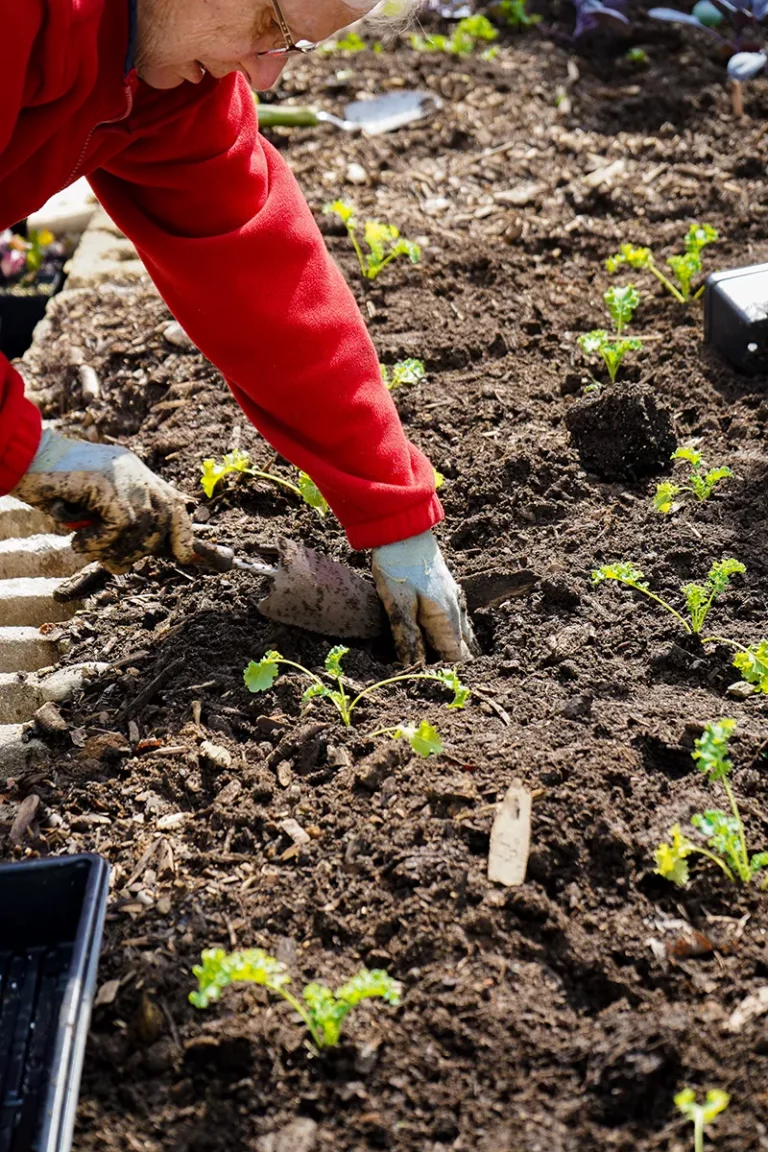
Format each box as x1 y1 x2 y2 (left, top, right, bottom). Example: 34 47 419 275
654 446 732 514
244 644 468 729
367 719 444 757
626 46 649 65
200 449 328 516
190 948 401 1050
591 558 745 636
606 223 718 304
318 30 369 52
323 201 420 281
381 358 426 391
655 720 768 887
495 0 542 29
675 1088 730 1152
578 285 643 385
410 15 499 56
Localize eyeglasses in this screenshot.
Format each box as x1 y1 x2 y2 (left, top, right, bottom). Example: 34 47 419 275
256 0 319 56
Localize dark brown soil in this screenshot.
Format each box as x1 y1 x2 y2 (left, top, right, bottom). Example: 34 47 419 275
8 8 768 1151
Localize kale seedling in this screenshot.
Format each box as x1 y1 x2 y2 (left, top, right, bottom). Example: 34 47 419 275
591 558 745 636
494 0 542 30
654 445 732 514
200 449 328 516
577 285 643 385
244 644 468 730
367 719 444 757
674 1088 730 1152
381 358 426 391
626 46 650 64
410 15 499 56
606 223 718 304
655 720 768 887
190 948 401 1050
324 201 421 281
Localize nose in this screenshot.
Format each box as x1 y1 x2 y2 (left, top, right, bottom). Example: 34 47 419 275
244 54 288 91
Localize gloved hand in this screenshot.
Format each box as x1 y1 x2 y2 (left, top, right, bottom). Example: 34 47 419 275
372 529 479 664
11 429 195 574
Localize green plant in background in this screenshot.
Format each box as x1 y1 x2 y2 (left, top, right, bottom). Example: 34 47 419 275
654 446 732 514
190 948 401 1049
323 201 421 280
578 285 643 385
200 449 328 515
244 644 469 730
626 46 649 65
606 223 718 304
674 1089 730 1152
410 15 499 56
381 358 426 391
318 30 371 52
655 720 768 887
495 0 541 29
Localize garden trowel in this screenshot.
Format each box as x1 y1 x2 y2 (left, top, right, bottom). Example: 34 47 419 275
192 537 537 640
257 91 441 136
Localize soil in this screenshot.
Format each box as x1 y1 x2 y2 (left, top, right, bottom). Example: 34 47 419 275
7 6 768 1151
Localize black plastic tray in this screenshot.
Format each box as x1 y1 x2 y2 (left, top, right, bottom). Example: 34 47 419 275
0 854 110 1152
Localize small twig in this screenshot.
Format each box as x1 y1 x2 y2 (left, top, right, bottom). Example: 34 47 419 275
122 657 186 719
470 685 511 726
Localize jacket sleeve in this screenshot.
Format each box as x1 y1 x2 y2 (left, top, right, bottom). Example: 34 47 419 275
89 74 442 550
0 358 42 495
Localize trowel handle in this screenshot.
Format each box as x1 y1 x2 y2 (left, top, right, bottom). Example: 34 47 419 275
191 539 236 572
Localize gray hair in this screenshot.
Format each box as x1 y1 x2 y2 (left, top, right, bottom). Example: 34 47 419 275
344 0 422 32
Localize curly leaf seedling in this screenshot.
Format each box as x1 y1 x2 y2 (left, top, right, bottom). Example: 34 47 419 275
674 1088 730 1152
410 15 499 55
367 719 444 757
654 445 732 514
381 358 426 391
591 560 768 691
495 0 542 29
592 558 744 635
244 644 469 729
606 223 718 304
324 201 421 280
200 449 328 516
190 948 401 1050
578 285 643 385
654 720 768 888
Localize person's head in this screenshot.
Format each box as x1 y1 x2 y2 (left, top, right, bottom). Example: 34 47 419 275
135 0 411 90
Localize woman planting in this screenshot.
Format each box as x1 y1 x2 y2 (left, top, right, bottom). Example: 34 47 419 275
0 0 476 664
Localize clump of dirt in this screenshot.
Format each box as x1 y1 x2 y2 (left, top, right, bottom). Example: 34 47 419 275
565 382 678 480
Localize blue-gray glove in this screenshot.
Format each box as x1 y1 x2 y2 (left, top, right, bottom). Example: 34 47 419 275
12 429 195 574
372 529 478 664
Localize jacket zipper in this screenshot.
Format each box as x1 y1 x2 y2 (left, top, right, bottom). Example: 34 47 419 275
66 83 135 187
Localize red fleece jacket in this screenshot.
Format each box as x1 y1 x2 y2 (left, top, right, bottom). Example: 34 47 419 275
0 0 442 549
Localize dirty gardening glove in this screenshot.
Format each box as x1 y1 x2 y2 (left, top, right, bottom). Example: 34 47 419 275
12 429 195 574
372 529 479 664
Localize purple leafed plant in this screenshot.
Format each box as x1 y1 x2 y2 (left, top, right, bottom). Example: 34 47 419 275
649 1 768 78
572 0 631 37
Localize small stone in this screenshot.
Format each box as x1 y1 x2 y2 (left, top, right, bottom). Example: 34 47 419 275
199 740 233 770
726 680 757 699
280 818 310 846
345 162 367 185
277 760 293 787
163 321 195 350
273 1119 318 1152
156 812 190 831
493 181 546 207
216 779 242 806
34 700 68 735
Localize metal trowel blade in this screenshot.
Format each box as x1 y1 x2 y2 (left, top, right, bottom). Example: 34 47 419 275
342 91 441 136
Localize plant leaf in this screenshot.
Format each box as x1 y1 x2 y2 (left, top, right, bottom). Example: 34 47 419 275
324 199 357 228
190 947 291 1009
394 720 444 758
733 640 768 693
200 449 253 498
692 719 736 782
297 471 329 515
654 824 693 886
325 645 349 678
244 651 283 693
591 562 649 589
654 481 680 514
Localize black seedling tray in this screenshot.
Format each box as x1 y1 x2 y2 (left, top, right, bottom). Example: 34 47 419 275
704 261 768 374
0 854 109 1152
